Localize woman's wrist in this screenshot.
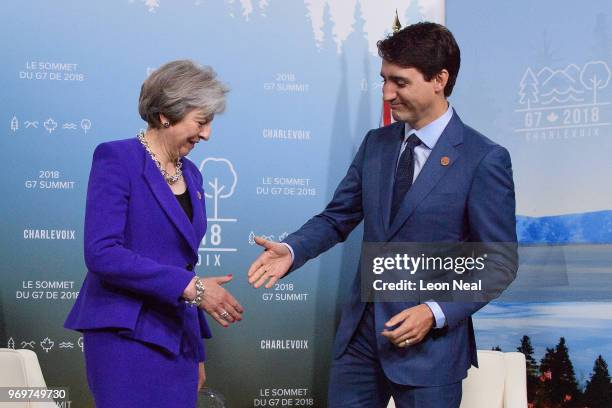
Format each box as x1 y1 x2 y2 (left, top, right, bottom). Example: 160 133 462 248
183 277 197 300
185 276 205 307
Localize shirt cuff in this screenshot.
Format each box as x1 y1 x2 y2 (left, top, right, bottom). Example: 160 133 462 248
424 301 446 329
281 242 295 263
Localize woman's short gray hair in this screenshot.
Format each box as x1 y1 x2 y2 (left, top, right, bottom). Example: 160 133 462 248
139 60 229 128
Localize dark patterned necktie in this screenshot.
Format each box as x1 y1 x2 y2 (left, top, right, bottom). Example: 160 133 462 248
390 134 422 222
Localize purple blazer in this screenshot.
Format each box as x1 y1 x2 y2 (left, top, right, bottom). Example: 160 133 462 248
65 138 212 360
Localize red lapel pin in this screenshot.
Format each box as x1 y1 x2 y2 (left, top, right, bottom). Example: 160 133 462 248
440 156 450 166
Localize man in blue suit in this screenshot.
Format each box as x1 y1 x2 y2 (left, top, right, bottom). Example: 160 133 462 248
248 22 518 407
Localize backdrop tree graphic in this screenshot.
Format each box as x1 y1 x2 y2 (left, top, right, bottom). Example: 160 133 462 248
535 29 560 67
144 0 160 13
536 338 581 407
518 335 540 403
583 355 612 407
593 13 611 60
320 1 335 53
580 61 611 104
199 158 238 221
80 119 92 134
404 0 425 26
513 335 612 408
520 68 539 108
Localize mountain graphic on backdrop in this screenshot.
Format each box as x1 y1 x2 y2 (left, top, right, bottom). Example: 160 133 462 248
537 64 585 104
517 210 612 244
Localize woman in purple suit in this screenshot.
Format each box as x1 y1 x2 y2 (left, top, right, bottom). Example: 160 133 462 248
65 60 243 407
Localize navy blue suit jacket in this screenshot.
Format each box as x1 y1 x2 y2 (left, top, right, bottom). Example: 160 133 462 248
65 138 212 360
284 111 518 386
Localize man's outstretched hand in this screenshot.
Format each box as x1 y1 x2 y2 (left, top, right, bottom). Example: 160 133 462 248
247 236 293 289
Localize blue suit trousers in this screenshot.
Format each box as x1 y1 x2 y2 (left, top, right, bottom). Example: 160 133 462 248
328 303 462 408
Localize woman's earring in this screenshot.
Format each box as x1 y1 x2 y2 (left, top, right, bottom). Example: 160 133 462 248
162 121 170 128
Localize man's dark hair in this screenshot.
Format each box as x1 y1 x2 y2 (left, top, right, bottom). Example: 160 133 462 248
377 22 460 97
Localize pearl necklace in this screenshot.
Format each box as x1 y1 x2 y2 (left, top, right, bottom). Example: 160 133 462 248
137 130 183 184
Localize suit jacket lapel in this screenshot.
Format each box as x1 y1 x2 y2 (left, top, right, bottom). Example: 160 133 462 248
386 113 464 240
379 122 405 236
182 166 206 247
142 152 198 254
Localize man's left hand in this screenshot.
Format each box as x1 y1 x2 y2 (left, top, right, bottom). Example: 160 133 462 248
381 304 434 347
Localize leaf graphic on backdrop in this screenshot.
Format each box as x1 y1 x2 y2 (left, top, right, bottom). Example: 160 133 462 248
40 337 55 353
43 118 57 133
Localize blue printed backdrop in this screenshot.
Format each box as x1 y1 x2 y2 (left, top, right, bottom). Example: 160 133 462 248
1 0 611 407
0 1 444 406
448 0 612 396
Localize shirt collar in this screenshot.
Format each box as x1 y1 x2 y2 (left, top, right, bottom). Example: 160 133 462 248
404 104 453 150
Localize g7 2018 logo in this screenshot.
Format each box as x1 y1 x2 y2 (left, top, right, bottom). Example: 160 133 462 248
515 61 610 141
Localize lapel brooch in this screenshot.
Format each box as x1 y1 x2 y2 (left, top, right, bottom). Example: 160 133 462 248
440 156 450 166
197 191 202 200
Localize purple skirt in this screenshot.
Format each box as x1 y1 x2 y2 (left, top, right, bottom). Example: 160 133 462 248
83 329 199 407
